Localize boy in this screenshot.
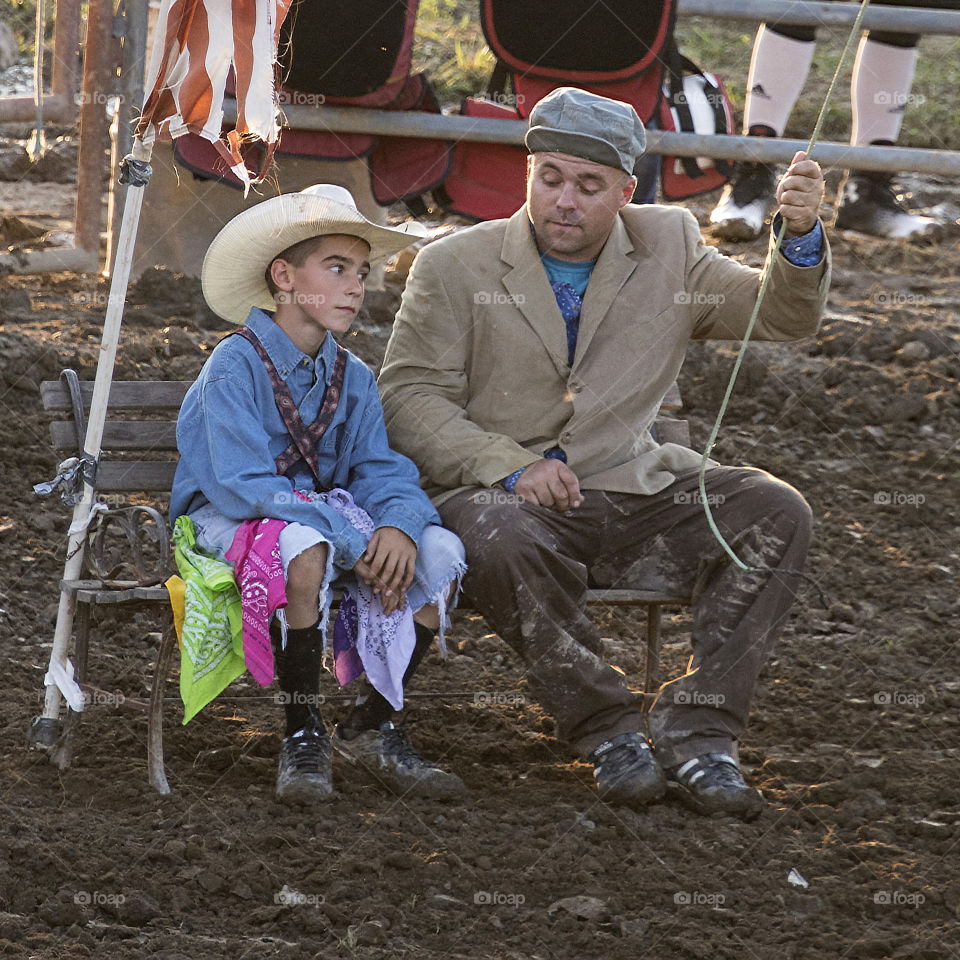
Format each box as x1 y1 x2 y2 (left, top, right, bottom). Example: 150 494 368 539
171 184 466 803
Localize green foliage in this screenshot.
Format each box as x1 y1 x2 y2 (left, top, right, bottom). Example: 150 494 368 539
413 0 495 105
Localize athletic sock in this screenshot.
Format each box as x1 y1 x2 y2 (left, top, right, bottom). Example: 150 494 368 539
851 36 918 147
339 621 437 738
744 25 816 136
274 620 324 737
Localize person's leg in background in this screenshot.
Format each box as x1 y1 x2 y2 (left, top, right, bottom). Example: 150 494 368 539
834 28 937 238
710 21 816 239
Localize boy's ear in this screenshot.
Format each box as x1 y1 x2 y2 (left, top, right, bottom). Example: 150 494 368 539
269 256 295 292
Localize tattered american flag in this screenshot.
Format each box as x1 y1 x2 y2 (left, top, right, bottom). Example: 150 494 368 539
135 0 293 186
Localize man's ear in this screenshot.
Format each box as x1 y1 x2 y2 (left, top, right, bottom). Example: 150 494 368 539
621 176 638 206
270 256 295 293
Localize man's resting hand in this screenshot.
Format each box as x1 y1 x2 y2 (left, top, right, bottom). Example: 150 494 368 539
513 459 583 513
776 150 824 237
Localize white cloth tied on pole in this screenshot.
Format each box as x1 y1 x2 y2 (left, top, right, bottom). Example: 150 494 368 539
45 657 86 713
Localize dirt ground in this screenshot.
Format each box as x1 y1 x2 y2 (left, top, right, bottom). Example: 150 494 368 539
0 154 959 960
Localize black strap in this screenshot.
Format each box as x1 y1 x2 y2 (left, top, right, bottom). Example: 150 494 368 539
231 327 348 487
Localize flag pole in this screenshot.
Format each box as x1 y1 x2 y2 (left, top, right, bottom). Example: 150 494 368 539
31 139 155 755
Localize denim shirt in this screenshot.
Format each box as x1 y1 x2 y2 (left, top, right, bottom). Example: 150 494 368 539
171 309 440 571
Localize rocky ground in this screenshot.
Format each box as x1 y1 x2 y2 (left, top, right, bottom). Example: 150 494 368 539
0 136 959 959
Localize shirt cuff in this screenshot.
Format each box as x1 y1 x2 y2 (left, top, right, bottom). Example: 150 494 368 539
773 215 824 267
501 468 525 493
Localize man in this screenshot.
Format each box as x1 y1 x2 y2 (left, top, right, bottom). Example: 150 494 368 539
378 87 830 820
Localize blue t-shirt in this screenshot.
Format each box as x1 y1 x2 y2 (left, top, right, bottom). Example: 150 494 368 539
540 251 596 299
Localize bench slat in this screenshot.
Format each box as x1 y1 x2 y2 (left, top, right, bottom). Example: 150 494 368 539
95 461 178 492
586 589 690 605
61 579 687 608
41 380 193 411
50 421 179 452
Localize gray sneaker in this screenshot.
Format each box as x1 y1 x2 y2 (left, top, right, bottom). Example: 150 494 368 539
667 752 763 821
333 721 465 798
275 719 335 803
591 732 666 806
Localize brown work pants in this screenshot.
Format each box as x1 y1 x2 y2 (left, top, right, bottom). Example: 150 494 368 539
439 466 813 767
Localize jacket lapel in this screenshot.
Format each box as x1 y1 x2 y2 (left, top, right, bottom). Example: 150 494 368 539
501 210 570 377
574 215 637 368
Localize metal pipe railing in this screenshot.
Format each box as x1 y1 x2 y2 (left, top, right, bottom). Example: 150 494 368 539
677 0 960 35
228 102 960 177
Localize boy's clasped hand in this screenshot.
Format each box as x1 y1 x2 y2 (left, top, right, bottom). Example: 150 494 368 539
354 526 417 616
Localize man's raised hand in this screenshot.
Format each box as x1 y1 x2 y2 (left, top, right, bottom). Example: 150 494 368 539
776 150 825 237
513 459 582 513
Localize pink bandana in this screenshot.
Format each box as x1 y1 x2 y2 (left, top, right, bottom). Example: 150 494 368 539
224 518 288 686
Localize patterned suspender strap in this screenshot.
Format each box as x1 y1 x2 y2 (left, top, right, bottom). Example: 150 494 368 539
231 326 348 485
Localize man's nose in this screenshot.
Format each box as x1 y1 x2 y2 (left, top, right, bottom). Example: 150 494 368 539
556 181 577 207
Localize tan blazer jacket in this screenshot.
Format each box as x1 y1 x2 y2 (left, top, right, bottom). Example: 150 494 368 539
379 203 831 504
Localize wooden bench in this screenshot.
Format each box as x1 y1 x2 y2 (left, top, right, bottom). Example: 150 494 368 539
40 370 692 794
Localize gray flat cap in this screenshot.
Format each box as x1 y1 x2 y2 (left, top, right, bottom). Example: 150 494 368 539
524 86 646 175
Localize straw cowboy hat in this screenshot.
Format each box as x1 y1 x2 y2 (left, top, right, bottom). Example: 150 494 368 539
201 184 424 323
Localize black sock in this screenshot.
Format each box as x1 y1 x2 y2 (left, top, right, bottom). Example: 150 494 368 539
274 620 323 737
341 621 437 736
